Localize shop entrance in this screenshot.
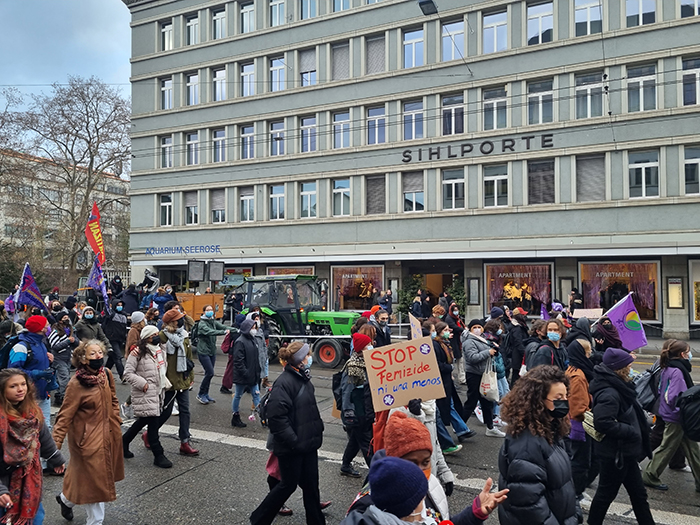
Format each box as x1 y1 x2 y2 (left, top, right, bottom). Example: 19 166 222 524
423 274 454 298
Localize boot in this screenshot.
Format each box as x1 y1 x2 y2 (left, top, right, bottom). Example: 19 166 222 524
142 431 151 449
122 437 134 458
262 377 272 389
231 412 247 428
153 454 173 468
180 441 199 456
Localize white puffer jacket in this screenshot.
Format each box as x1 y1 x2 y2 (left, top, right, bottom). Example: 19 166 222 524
124 344 170 418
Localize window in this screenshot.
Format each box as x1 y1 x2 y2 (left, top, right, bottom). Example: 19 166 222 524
300 49 316 86
212 9 226 39
403 29 424 68
211 189 226 223
528 160 555 204
682 57 700 106
240 187 255 221
685 147 700 194
270 121 285 156
483 11 507 54
366 176 386 214
186 132 199 165
333 112 350 149
528 79 554 124
627 0 655 27
527 2 553 45
301 116 317 152
366 36 385 75
161 22 173 51
160 78 173 109
442 94 464 135
184 191 198 225
270 58 285 92
270 0 284 27
186 15 199 45
213 68 226 101
576 155 606 202
300 182 317 218
575 72 604 119
403 172 424 212
627 65 656 112
186 73 199 105
334 0 350 12
213 129 226 162
241 125 255 159
681 0 700 17
269 185 285 220
628 151 659 197
367 107 386 145
483 86 507 130
332 43 349 80
241 3 255 33
161 136 173 168
301 0 317 19
159 194 173 226
484 164 508 207
442 169 465 209
442 21 465 61
333 179 351 216
403 100 423 140
575 0 602 36
241 63 255 97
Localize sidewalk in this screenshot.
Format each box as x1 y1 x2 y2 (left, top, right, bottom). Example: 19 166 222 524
636 337 700 356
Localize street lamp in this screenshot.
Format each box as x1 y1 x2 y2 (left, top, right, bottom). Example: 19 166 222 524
418 0 438 16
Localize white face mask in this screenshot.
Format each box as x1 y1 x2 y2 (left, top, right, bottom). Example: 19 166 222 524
472 328 483 336
249 328 257 336
408 504 438 525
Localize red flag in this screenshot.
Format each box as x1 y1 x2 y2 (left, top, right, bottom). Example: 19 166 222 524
85 202 105 265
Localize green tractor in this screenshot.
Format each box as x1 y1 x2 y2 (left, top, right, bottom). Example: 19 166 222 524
235 275 359 368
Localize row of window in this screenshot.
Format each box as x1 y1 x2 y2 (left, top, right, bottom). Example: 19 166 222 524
155 147 700 226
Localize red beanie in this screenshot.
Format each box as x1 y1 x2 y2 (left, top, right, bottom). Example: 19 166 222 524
352 333 372 353
385 412 433 458
25 315 48 333
361 311 372 319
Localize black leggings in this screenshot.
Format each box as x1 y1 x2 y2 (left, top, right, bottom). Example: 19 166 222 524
122 416 164 456
462 372 494 429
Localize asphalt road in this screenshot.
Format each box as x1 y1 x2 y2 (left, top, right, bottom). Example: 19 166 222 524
41 354 700 524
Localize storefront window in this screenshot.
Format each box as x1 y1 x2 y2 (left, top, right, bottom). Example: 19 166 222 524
579 262 659 320
691 260 700 323
485 264 552 315
331 266 383 310
220 267 253 288
267 267 315 276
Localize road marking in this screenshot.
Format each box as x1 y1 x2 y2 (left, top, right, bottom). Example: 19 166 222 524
160 425 699 525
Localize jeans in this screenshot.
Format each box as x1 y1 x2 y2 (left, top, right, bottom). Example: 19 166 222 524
60 494 105 525
250 450 325 525
493 377 510 417
463 372 494 430
38 397 51 469
1 502 44 524
52 359 71 401
106 340 124 379
435 416 456 449
232 383 260 414
122 416 164 456
450 397 471 436
158 390 191 442
643 421 700 491
197 353 216 396
342 421 373 468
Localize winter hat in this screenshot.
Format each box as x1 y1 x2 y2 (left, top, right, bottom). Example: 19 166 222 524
352 333 372 353
234 313 246 328
552 302 565 313
603 347 634 370
385 412 433 459
25 315 48 333
130 311 145 324
369 457 428 519
82 306 95 315
512 307 528 316
370 305 383 316
140 325 160 341
468 318 484 330
490 307 505 319
361 311 372 320
0 320 14 336
240 318 255 334
289 342 311 366
162 308 185 325
64 296 77 309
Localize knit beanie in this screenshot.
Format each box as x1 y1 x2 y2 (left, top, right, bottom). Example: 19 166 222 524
140 325 159 341
603 347 634 370
361 311 372 319
25 315 48 334
490 307 505 319
352 333 372 353
234 313 246 327
369 457 428 519
130 311 145 324
64 296 77 309
385 412 432 458
468 318 484 330
370 305 382 316
0 320 13 336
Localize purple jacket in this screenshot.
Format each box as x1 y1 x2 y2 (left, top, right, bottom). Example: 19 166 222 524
658 367 687 424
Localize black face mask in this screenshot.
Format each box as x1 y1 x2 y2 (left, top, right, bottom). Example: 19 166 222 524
177 318 185 328
88 357 104 370
549 399 569 419
150 337 161 346
52 306 62 312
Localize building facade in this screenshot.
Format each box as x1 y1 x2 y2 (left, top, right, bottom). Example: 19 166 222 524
123 0 700 338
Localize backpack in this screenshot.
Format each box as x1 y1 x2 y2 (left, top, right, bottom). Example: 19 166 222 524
634 362 662 413
0 336 32 369
189 321 200 349
259 382 307 428
677 385 700 442
221 330 235 354
332 368 345 413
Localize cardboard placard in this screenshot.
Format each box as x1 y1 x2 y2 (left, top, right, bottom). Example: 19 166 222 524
363 336 446 413
409 313 423 340
572 308 604 320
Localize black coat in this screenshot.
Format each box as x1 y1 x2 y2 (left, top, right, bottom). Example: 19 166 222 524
508 324 529 382
232 332 261 386
370 321 391 348
444 314 464 359
117 288 140 315
267 365 324 456
589 363 652 462
498 429 578 525
101 311 127 344
530 339 568 371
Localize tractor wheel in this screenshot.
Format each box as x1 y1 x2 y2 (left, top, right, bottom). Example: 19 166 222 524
314 339 343 369
267 320 282 361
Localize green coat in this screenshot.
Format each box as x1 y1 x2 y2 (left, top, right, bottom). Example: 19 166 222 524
158 330 194 391
196 317 229 356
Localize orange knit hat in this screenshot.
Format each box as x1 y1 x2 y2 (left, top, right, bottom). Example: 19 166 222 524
370 305 382 316
385 412 433 458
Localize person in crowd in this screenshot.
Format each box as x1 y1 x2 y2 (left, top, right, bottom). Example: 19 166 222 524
153 286 174 318
410 296 423 319
145 307 160 327
74 306 112 353
378 289 393 316
250 342 325 525
444 302 466 385
102 299 128 381
126 311 146 352
438 291 451 312
0 369 65 525
45 287 61 306
421 295 432 319
563 317 593 347
109 276 124 296
64 296 80 324
593 316 625 352
122 325 172 468
370 308 391 348
498 365 578 525
642 339 700 492
530 319 568 371
50 300 67 321
430 305 446 323
248 310 272 389
221 313 245 394
569 288 584 314
0 301 6 322
587 348 655 525
488 320 509 428
0 319 18 349
196 305 230 405
231 318 262 428
116 284 140 315
486 306 504 322
461 319 505 438
48 311 80 407
53 340 124 525
507 308 529 386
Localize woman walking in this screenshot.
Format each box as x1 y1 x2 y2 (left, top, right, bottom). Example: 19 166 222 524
231 319 262 428
195 305 230 405
530 319 568 371
48 311 80 407
53 340 124 525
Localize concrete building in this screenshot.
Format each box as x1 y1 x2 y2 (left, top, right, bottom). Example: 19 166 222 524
122 0 700 338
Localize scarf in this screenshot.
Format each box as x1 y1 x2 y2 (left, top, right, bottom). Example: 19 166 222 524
567 340 595 382
147 344 172 391
0 410 42 525
164 328 188 373
346 352 367 385
75 366 107 388
667 359 693 388
597 318 623 349
437 339 453 364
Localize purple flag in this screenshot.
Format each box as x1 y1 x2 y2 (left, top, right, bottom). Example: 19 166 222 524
603 293 648 351
86 256 111 314
540 303 550 320
17 263 47 312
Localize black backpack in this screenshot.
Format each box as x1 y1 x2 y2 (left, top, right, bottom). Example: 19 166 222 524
634 363 662 413
189 321 200 349
677 385 700 442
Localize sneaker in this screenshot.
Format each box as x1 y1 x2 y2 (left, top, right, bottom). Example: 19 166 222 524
670 465 692 473
492 416 506 427
56 494 74 521
485 427 506 438
340 465 361 478
577 492 593 510
474 405 484 424
205 394 216 403
196 394 209 405
220 386 232 394
457 430 477 442
442 445 463 455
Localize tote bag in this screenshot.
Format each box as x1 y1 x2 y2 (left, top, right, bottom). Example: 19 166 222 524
480 357 500 402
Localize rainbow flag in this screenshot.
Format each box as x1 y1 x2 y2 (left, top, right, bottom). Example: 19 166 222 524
17 263 47 312
603 293 648 351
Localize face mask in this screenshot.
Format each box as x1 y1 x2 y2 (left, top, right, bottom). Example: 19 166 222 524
441 332 450 340
205 311 214 318
688 351 693 362
52 305 62 312
177 318 185 328
549 399 569 419
366 345 374 350
496 329 503 336
430 331 437 339
62 318 71 325
306 355 313 368
116 306 123 312
88 357 103 370
452 310 459 316
409 504 438 525
547 332 561 342
84 314 94 320
378 320 387 327
150 337 160 345
249 328 258 336
472 328 482 336
166 288 172 294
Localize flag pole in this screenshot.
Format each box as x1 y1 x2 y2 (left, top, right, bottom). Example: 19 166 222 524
590 291 634 328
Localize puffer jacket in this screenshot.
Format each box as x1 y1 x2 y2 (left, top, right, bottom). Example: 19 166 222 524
461 332 494 375
498 428 578 525
196 316 228 356
530 339 568 371
124 345 168 418
232 331 261 386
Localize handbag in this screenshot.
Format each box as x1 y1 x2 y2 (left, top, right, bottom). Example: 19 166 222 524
583 410 605 442
479 357 500 402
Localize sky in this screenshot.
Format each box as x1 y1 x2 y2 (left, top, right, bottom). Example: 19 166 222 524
0 1 132 104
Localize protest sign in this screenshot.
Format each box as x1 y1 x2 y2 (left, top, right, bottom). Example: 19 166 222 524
409 313 423 340
363 336 445 412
